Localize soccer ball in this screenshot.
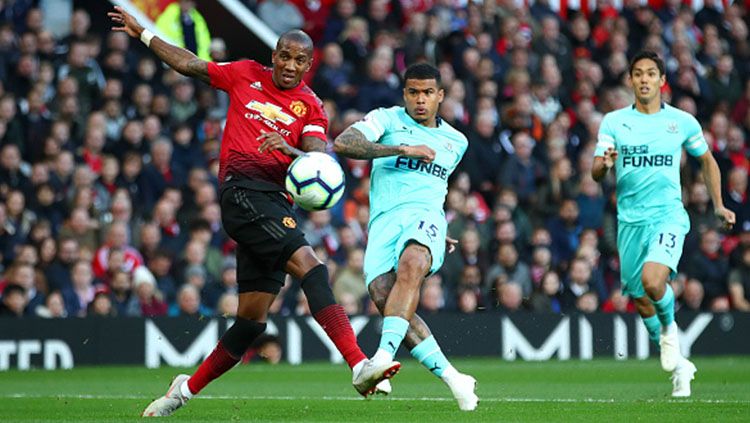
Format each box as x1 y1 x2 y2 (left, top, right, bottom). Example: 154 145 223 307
285 152 345 211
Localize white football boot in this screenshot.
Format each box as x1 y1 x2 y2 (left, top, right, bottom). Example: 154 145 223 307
352 359 401 397
671 359 697 398
142 374 191 417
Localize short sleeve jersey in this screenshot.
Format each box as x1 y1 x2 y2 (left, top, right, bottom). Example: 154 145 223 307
207 60 328 189
594 103 708 224
351 106 468 219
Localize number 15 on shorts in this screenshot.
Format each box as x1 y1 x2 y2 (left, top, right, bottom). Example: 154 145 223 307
418 220 438 241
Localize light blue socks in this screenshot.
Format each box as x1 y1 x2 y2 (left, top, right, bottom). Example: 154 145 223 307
642 314 661 346
378 316 410 357
410 335 451 377
651 284 675 327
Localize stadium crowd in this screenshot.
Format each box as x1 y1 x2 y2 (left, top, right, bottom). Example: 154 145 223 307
0 0 749 319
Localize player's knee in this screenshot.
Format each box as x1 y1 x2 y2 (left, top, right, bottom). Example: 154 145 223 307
641 263 669 294
398 247 431 282
221 317 267 358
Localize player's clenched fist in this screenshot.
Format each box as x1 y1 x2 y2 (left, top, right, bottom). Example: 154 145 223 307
714 206 736 230
602 147 618 169
401 144 436 163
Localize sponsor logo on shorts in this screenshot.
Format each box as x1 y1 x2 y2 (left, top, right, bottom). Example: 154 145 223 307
282 216 297 228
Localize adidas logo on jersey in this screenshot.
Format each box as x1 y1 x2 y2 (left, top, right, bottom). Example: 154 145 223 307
250 81 262 91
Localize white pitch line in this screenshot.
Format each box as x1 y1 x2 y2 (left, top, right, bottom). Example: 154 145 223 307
2 394 749 405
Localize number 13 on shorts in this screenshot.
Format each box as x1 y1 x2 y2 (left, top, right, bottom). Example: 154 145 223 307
658 232 677 249
646 226 686 272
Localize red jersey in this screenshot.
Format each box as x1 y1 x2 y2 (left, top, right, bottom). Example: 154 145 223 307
207 60 328 190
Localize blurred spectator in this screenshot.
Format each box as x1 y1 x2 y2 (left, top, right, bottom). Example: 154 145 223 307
216 292 238 317
463 111 505 203
496 281 523 312
601 290 636 313
58 207 98 252
338 17 369 74
88 290 116 317
258 0 304 35
170 284 207 317
576 291 599 313
155 0 211 60
535 157 576 223
419 276 445 313
333 248 367 306
132 265 168 317
498 132 545 208
35 290 67 318
561 258 594 311
546 198 582 267
109 269 138 317
61 259 96 317
485 243 531 298
92 221 143 279
0 283 26 317
728 247 750 312
244 334 283 364
354 50 400 112
683 228 730 308
442 228 489 295
313 43 355 110
148 250 177 304
303 210 339 256
529 271 563 313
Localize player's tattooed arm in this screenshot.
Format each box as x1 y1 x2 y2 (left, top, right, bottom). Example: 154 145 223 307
300 136 326 153
333 127 405 159
334 127 436 161
108 6 210 84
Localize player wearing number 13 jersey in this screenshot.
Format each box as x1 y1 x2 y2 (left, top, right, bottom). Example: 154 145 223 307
592 51 735 399
333 64 478 411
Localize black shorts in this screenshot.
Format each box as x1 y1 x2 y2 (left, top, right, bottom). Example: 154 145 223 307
220 184 308 295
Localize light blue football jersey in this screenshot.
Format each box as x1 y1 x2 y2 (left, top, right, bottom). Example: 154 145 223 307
594 103 708 225
351 106 468 219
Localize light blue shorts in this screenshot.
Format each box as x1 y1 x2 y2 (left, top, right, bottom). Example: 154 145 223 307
364 209 447 286
617 215 689 299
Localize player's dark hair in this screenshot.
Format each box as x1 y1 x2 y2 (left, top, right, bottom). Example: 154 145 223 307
629 50 665 76
404 63 441 86
276 30 314 55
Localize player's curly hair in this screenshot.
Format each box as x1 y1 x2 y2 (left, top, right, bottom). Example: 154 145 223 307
629 50 665 76
404 63 441 86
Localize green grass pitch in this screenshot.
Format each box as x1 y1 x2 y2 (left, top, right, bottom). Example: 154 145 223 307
1 357 749 422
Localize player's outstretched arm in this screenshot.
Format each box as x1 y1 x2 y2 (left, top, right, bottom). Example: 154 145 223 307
108 6 209 84
697 151 736 230
334 127 435 161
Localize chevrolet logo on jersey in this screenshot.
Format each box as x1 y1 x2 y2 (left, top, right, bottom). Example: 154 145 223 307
245 100 296 125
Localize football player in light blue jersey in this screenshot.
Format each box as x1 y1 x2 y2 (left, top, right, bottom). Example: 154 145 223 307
333 63 478 410
592 51 735 398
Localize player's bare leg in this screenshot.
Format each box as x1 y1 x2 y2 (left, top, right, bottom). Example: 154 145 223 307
356 242 431 397
143 292 275 416
286 246 387 396
640 262 696 396
369 273 478 410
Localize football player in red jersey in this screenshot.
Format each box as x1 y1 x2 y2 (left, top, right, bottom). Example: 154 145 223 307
108 6 396 417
